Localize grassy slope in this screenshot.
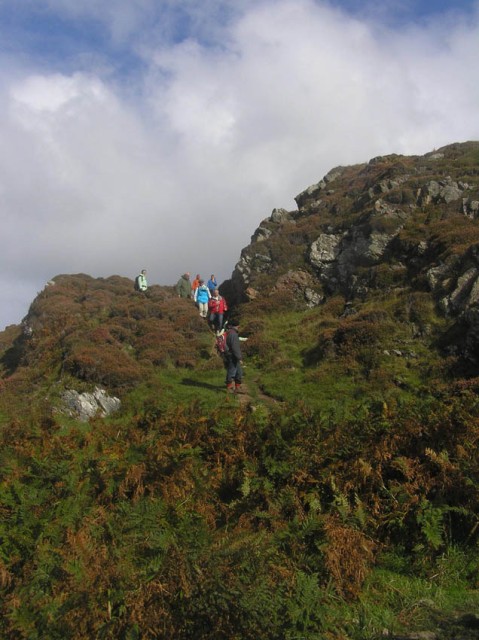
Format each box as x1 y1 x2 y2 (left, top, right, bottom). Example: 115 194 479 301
2 142 479 637
3 285 478 638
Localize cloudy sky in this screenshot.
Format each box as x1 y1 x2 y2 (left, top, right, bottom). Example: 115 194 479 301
1 0 478 329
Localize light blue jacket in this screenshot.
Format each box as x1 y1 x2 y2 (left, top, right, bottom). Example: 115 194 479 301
195 284 211 304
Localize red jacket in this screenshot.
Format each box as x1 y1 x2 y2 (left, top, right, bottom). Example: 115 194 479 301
208 296 228 314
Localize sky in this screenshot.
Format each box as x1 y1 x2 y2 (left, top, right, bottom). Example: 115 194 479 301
0 0 478 330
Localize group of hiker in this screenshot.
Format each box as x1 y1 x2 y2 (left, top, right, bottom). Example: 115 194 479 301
175 272 228 331
175 272 242 391
135 269 243 393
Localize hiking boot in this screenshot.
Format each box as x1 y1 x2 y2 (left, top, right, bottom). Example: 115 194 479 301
234 383 242 394
226 382 234 393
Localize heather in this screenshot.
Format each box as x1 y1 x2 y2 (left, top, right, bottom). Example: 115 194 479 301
1 143 479 639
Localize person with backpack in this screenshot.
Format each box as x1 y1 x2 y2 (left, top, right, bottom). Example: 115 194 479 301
176 272 191 298
224 320 243 393
208 289 228 331
135 269 148 292
194 279 211 318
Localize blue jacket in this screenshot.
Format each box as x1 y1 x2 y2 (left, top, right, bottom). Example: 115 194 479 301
195 284 211 304
207 277 217 293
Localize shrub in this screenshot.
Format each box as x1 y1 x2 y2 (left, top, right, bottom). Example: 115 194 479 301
63 344 143 386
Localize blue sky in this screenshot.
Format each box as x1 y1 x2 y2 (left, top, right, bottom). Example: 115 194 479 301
1 1 477 68
1 0 479 329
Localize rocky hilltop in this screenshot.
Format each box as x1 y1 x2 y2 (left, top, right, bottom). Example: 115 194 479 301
0 274 216 419
226 141 479 362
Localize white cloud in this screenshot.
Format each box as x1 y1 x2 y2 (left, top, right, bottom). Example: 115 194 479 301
1 0 479 329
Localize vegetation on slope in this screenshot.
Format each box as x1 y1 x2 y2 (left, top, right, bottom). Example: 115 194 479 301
1 143 479 638
1 388 479 639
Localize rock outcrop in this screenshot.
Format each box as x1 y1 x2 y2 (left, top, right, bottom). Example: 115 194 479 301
61 387 121 422
225 141 479 361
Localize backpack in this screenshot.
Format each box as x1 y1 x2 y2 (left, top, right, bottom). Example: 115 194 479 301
215 331 230 357
134 275 141 291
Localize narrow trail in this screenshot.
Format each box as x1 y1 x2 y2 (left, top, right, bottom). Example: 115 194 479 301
207 326 281 408
225 378 281 408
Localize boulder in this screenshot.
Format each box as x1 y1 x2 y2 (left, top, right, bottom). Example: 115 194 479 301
251 226 272 243
426 263 450 290
463 198 479 218
309 234 343 268
61 387 121 422
270 208 292 223
418 177 464 206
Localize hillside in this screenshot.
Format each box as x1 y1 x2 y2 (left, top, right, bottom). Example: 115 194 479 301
1 143 479 639
221 141 479 412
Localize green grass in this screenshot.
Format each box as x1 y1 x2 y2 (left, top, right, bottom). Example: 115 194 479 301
348 550 479 639
289 548 479 640
120 359 233 417
238 301 451 417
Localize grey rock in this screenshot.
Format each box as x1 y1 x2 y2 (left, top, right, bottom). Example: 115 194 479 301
442 183 462 204
467 277 479 307
304 288 324 307
449 267 478 310
309 234 343 268
61 387 121 422
463 198 479 219
254 253 272 262
417 241 429 255
426 263 450 289
252 253 273 273
295 167 345 208
22 324 33 337
270 208 291 223
338 229 395 269
234 253 252 284
418 177 464 206
251 226 272 243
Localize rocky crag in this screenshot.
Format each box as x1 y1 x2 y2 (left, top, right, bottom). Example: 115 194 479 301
225 141 479 363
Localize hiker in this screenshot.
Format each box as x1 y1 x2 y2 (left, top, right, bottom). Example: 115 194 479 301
176 272 191 298
194 280 211 317
225 320 243 393
135 269 148 292
208 289 228 331
207 274 218 295
191 274 201 298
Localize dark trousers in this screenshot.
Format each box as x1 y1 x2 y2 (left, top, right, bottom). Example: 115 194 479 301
225 356 243 384
209 312 224 330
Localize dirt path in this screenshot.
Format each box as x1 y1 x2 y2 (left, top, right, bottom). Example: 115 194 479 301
226 379 281 408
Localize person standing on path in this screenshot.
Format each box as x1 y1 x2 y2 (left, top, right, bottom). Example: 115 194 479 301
194 279 211 318
191 274 201 299
207 274 218 295
136 269 148 292
225 320 243 393
176 272 191 298
208 289 228 331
